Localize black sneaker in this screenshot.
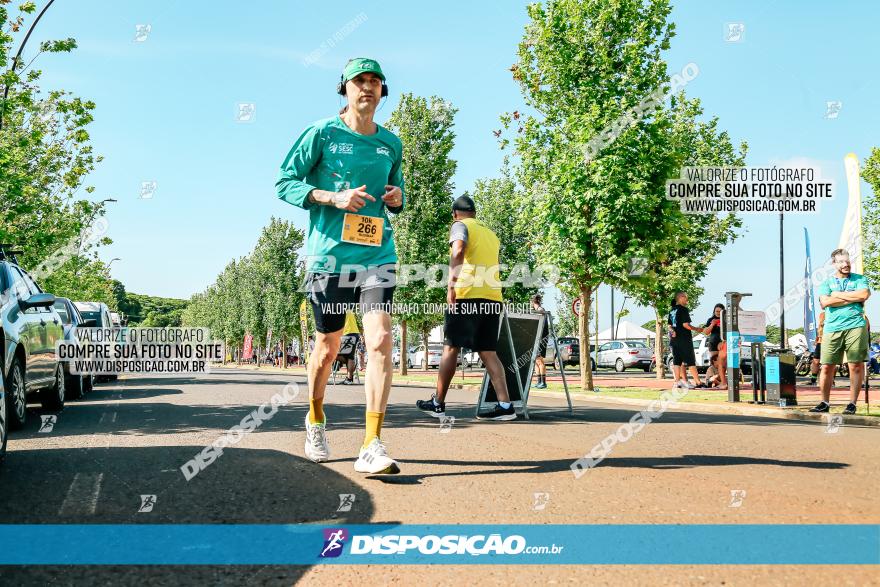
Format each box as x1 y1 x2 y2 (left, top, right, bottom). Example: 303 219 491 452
476 403 517 421
843 403 857 415
338 378 353 386
809 401 830 413
416 396 445 418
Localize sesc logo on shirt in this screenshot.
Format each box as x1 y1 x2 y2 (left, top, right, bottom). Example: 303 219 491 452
329 142 354 155
376 146 390 157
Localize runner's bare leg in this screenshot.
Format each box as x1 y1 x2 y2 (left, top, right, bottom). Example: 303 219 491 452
310 330 342 403
362 311 393 412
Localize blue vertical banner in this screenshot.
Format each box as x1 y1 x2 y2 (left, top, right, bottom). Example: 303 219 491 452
803 228 818 352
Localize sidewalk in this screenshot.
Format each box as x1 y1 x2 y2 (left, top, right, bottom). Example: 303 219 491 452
213 362 879 424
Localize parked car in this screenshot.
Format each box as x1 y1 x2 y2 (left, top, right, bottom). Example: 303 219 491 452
547 336 583 368
53 297 97 399
596 339 654 372
461 349 482 368
0 368 6 462
110 311 122 327
663 335 714 374
1 247 66 429
411 343 464 369
392 347 413 368
73 301 117 381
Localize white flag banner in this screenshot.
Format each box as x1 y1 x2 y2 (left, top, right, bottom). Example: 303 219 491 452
838 153 864 273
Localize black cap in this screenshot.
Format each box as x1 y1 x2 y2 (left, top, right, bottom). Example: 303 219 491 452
452 195 476 212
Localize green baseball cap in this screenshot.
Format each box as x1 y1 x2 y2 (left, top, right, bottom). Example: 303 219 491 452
342 57 386 82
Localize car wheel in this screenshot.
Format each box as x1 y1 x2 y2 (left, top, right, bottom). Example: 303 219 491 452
5 357 27 430
615 358 625 373
41 364 65 411
643 365 651 372
66 372 86 400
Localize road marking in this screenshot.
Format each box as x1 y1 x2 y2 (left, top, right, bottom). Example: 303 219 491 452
99 412 118 424
58 472 104 516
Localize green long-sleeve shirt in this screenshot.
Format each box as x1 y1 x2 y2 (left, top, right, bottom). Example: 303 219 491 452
276 115 405 274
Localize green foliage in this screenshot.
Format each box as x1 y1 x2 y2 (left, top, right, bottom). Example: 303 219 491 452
506 0 679 389
41 257 115 307
2 3 114 305
385 94 458 340
467 160 539 304
182 219 305 354
862 147 880 287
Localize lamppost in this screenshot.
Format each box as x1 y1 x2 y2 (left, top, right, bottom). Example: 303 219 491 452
108 257 120 269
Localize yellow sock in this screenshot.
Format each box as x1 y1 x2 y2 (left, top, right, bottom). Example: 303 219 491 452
364 411 383 448
309 397 325 424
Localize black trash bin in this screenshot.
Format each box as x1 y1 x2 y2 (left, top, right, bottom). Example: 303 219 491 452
765 349 797 406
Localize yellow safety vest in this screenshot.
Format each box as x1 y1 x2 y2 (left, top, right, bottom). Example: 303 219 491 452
453 217 503 302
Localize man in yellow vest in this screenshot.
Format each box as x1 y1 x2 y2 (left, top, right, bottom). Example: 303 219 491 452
416 195 516 420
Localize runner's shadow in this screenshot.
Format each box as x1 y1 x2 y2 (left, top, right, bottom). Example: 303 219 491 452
370 454 849 485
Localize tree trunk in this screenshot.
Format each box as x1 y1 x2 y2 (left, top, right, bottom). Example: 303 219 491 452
579 285 594 391
422 329 429 370
282 337 288 369
654 308 666 379
222 339 228 365
400 320 409 375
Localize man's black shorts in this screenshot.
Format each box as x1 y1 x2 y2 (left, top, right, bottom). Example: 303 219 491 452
671 338 696 366
305 264 395 334
444 298 502 352
708 337 721 353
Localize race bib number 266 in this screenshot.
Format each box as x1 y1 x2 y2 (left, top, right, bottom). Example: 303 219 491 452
341 213 383 247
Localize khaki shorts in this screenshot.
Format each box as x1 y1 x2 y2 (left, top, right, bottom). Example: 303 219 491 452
820 326 869 365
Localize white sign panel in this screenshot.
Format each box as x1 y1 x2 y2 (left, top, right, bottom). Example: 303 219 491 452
738 310 767 342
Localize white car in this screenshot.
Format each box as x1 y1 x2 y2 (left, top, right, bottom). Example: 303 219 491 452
596 339 654 372
412 343 442 369
411 343 465 369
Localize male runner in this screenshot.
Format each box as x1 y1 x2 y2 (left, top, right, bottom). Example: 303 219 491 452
276 58 404 474
416 195 516 420
810 248 871 414
668 291 703 389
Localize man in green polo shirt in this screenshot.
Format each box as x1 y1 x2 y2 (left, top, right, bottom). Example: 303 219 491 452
810 248 871 415
276 58 404 474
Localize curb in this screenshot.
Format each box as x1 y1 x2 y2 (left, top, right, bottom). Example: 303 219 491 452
210 365 879 426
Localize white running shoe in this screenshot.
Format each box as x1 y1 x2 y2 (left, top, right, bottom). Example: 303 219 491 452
354 438 400 475
304 416 330 463
672 380 684 389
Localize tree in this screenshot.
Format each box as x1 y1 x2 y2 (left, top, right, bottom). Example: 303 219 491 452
505 0 678 390
467 160 540 304
862 147 880 287
385 94 458 372
622 93 746 378
251 218 305 367
1 2 107 269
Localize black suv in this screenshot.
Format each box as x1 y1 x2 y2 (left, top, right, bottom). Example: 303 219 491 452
0 246 66 432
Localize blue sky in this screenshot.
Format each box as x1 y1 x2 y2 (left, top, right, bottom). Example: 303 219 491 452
25 0 880 330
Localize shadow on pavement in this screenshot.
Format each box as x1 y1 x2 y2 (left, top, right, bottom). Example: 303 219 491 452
368 453 848 485
0 445 370 585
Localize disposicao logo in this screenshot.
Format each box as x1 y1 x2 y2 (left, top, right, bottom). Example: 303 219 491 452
319 528 348 558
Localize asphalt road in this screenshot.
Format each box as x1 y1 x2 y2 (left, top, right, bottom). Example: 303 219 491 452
1 368 877 585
